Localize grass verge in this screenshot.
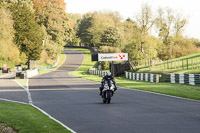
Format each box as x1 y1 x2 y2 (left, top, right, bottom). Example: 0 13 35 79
14 79 28 89
3 53 71 133
136 52 200 74
68 47 200 101
14 53 66 89
0 101 71 133
68 48 98 77
39 53 66 74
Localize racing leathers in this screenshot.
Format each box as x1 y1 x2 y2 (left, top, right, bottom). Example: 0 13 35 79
99 75 117 95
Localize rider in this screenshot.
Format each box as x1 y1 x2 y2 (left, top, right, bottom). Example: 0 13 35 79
99 72 117 95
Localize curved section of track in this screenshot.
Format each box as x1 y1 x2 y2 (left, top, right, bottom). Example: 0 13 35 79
29 49 200 133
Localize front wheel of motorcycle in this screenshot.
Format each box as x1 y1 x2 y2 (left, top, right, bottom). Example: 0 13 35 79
107 98 111 104
103 98 106 103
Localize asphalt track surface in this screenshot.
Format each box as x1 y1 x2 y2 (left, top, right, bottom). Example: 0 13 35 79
1 49 200 133
0 79 29 103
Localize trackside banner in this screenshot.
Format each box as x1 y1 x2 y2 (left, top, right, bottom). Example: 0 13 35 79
98 53 128 61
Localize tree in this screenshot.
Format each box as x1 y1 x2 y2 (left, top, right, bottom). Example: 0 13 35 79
33 0 66 11
33 0 71 59
174 13 187 38
101 27 122 47
77 11 120 47
90 11 116 47
135 3 156 40
77 13 93 46
156 8 175 46
11 2 44 60
66 13 81 46
121 18 140 48
123 37 141 64
0 7 20 63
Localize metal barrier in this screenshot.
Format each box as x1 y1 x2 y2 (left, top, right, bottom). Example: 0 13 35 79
88 68 107 77
39 56 59 71
166 74 200 85
125 71 160 83
88 69 160 83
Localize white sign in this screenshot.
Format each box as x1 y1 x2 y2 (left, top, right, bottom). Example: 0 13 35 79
98 53 128 61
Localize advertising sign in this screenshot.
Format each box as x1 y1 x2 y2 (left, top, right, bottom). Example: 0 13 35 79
98 53 128 61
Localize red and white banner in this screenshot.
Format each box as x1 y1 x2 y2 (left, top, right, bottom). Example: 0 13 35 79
98 53 128 61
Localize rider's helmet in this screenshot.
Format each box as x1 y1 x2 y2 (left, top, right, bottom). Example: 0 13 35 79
106 72 112 78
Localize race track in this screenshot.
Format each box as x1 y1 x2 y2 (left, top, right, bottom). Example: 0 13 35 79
15 49 200 133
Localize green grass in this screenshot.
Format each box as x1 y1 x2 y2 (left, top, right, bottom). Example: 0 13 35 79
137 68 200 74
14 79 28 89
115 77 200 100
68 47 200 100
137 52 200 74
0 101 71 133
68 48 98 77
2 53 70 133
13 54 66 89
39 53 66 74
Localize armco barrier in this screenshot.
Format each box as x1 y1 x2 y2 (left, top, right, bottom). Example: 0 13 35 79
89 69 161 83
166 73 200 85
125 71 160 83
26 69 39 78
88 68 107 77
39 56 59 70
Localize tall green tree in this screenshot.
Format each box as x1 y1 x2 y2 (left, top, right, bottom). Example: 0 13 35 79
11 2 44 61
0 7 20 63
77 11 119 47
33 0 71 59
121 18 140 47
77 13 93 46
101 27 122 47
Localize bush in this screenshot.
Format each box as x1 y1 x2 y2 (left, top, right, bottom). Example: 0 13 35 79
99 46 121 53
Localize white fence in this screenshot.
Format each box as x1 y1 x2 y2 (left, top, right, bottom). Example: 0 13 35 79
88 68 107 76
125 71 160 83
88 68 160 83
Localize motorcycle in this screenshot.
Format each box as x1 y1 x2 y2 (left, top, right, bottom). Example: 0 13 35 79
101 79 115 104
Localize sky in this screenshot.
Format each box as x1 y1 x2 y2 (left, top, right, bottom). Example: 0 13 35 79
65 0 200 39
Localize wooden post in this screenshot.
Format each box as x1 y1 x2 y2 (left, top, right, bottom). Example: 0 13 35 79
187 59 188 70
197 58 199 70
164 61 165 70
171 60 172 69
182 59 184 70
175 60 176 69
192 58 193 70
167 60 168 69
178 59 180 69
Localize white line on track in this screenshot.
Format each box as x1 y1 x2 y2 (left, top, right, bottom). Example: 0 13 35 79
119 86 200 102
0 98 27 105
31 104 76 133
8 77 77 133
67 49 200 103
0 98 76 133
14 79 32 104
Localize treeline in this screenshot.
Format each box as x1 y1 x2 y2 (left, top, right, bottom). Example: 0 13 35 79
69 4 200 68
0 0 72 66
